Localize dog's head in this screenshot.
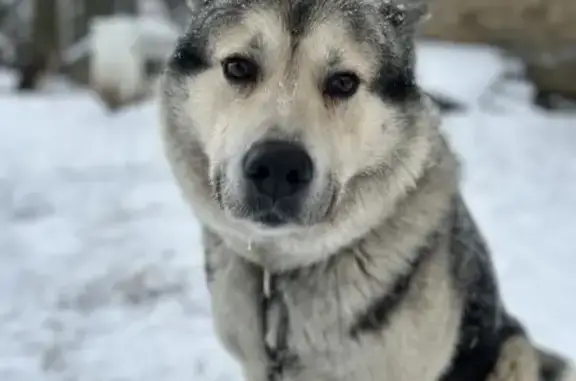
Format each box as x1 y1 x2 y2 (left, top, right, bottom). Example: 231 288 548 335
162 0 441 265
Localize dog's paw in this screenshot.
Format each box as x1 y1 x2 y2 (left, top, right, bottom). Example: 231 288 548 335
487 335 539 381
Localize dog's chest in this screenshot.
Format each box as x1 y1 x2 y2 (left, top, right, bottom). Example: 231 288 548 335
261 265 415 381
259 248 461 381
262 269 365 381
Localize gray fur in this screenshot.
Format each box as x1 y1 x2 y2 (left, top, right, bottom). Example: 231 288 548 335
159 0 575 379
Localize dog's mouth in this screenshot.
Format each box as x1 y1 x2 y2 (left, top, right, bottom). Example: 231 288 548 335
244 195 305 228
253 210 290 227
213 168 340 229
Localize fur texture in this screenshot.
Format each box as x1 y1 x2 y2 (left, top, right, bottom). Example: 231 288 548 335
159 0 575 379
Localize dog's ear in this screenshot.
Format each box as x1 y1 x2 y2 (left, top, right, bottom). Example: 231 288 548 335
185 0 210 12
381 0 429 32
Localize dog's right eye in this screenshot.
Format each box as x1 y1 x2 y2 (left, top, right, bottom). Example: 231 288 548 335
221 56 259 84
323 72 360 100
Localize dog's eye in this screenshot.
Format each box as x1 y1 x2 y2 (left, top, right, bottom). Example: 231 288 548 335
222 56 259 83
324 72 360 99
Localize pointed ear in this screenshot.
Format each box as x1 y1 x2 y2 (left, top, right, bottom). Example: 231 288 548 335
381 0 429 31
185 0 209 12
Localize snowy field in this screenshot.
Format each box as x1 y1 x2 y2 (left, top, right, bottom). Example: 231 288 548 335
1 41 575 380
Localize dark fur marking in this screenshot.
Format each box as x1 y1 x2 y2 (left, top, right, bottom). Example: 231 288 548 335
170 2 253 75
168 36 210 75
380 3 408 28
370 64 420 104
288 0 313 36
204 259 216 284
380 1 427 31
287 0 315 52
441 196 524 381
202 230 220 285
539 349 567 381
264 274 299 381
348 228 442 337
440 313 524 381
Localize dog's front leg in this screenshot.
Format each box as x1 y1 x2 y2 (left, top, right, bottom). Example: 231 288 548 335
203 229 269 381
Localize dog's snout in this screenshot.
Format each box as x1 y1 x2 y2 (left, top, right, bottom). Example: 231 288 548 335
243 141 313 201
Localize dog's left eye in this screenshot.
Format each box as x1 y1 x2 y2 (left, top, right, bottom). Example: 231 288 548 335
323 72 360 99
221 56 259 84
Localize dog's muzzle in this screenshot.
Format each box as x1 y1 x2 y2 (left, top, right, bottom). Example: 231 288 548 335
242 140 313 227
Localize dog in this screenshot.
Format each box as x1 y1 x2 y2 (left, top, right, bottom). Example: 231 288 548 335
159 0 575 380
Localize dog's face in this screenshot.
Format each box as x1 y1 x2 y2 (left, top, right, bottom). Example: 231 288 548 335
162 0 437 262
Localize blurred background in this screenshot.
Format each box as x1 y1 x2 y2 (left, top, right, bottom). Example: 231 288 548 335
1 0 575 109
0 1 574 380
0 0 187 108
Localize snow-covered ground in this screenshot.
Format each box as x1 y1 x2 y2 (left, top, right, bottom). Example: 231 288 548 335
0 41 575 380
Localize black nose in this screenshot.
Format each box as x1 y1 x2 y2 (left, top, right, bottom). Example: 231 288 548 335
243 141 313 201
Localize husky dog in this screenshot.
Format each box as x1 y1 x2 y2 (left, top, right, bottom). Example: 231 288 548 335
159 0 575 380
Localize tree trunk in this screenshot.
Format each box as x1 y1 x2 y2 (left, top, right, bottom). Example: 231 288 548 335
18 0 60 91
115 0 139 15
85 0 138 18
85 0 115 18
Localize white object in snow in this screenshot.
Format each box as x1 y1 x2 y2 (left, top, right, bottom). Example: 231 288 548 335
132 16 181 60
89 16 145 107
89 15 181 107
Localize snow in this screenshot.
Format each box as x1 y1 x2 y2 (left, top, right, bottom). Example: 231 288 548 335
417 41 506 105
1 41 575 380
